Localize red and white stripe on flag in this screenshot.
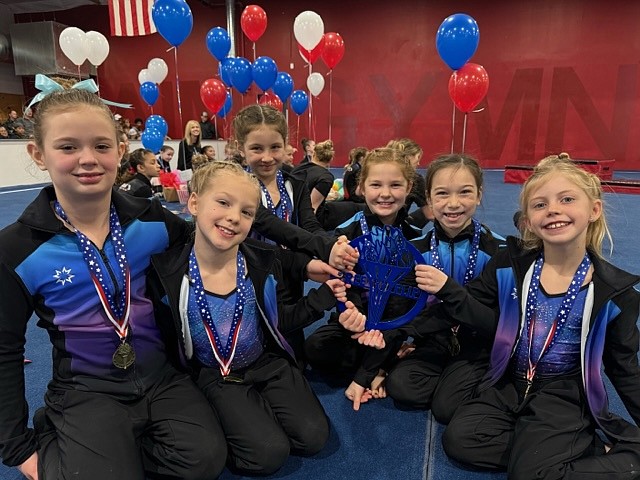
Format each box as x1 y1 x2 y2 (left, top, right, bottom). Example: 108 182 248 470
108 0 157 37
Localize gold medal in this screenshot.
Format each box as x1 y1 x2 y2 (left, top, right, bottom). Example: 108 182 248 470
112 342 135 369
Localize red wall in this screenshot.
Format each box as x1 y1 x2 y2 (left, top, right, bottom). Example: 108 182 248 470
19 0 640 170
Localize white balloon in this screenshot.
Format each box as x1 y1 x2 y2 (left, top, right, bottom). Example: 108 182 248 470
138 68 153 85
85 31 109 66
294 11 324 51
147 58 168 84
307 72 325 97
59 27 89 66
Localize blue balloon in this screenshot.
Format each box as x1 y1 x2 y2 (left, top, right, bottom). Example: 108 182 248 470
273 72 294 103
230 57 252 94
139 82 159 106
435 13 479 70
141 127 164 153
218 91 233 118
152 0 193 47
219 57 236 87
252 56 278 91
206 27 231 61
290 90 309 115
145 115 168 138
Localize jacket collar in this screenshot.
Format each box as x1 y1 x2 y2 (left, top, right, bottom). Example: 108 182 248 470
152 238 276 284
506 236 640 313
432 219 477 242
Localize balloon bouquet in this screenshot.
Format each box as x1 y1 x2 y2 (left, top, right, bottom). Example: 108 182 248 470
436 13 489 152
149 0 193 152
59 27 110 75
292 11 346 141
137 58 170 152
138 58 169 111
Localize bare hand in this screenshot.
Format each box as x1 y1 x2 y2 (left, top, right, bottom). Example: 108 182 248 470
371 370 387 399
338 301 365 332
351 330 385 349
345 381 373 411
415 264 448 294
396 341 416 359
306 259 340 283
326 279 348 303
329 236 359 271
18 452 39 480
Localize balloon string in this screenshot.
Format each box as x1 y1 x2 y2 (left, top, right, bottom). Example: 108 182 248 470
296 116 300 161
252 42 256 62
95 69 101 95
308 60 312 140
462 112 468 153
312 97 317 141
173 47 184 141
77 65 82 81
328 72 333 140
450 103 456 154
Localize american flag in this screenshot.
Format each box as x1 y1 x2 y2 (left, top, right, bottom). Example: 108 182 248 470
108 0 157 37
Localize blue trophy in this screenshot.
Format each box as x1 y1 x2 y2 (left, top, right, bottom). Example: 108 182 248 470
343 224 428 330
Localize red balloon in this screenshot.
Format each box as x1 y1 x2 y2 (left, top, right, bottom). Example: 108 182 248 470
448 63 489 113
298 35 325 64
258 92 283 111
321 32 345 70
200 78 227 114
240 5 267 42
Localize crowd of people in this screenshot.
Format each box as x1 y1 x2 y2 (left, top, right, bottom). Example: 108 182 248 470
0 108 34 139
0 86 639 480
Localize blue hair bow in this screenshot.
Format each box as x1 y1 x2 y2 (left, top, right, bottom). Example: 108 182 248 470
26 74 133 111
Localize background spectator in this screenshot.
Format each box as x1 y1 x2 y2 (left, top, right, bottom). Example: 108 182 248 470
177 120 202 170
300 138 315 164
21 108 35 138
199 111 217 139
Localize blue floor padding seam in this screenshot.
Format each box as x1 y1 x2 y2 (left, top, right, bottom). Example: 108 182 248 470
424 412 437 480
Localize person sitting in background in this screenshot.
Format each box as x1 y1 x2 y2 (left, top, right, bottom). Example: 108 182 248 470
387 138 432 230
224 140 238 160
291 140 335 214
3 109 20 136
199 111 217 139
343 146 367 202
114 127 132 186
118 148 160 198
177 120 202 170
0 126 9 139
157 145 174 172
10 124 28 139
21 108 35 138
281 144 296 174
300 138 315 164
202 145 216 162
128 117 143 140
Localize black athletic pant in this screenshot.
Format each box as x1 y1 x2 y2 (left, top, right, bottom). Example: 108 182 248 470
37 368 226 480
304 320 365 380
443 374 640 480
386 334 489 423
197 352 329 475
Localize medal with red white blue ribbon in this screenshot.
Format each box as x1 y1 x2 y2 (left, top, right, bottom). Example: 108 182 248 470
54 201 134 369
189 247 247 376
522 252 591 397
